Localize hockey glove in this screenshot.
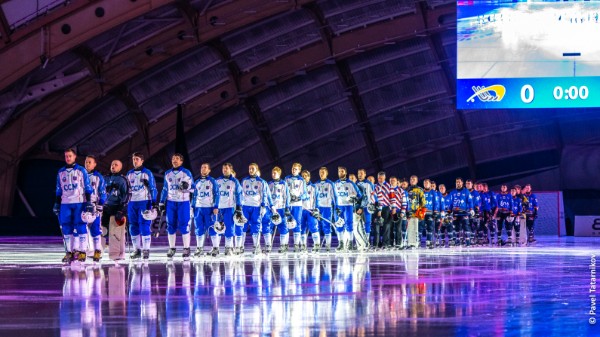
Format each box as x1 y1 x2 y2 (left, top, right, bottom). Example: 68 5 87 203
180 181 189 190
158 203 165 213
290 195 300 203
335 208 342 217
95 204 103 213
116 210 125 222
469 209 475 217
284 208 291 217
142 178 149 187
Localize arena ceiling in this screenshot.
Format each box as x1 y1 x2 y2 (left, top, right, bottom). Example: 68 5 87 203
1 0 599 216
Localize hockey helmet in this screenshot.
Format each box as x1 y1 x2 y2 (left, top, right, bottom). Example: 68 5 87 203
233 212 248 227
81 211 97 224
271 212 282 225
142 208 158 221
211 214 226 234
366 203 377 214
286 214 297 229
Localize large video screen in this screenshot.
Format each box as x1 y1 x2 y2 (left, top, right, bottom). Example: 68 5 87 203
457 0 600 109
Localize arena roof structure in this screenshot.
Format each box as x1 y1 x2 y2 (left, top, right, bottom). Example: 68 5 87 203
0 0 599 217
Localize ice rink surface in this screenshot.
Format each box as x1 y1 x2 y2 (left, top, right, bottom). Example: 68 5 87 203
0 236 597 336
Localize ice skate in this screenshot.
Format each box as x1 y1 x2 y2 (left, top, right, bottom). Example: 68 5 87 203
166 248 176 258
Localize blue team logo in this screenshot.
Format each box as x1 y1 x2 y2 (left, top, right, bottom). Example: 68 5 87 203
169 178 172 182
206 186 210 190
227 186 230 190
245 185 249 188
62 177 67 182
324 187 328 192
254 186 258 189
345 187 348 191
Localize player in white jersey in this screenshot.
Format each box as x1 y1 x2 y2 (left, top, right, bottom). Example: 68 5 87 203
191 163 220 257
314 167 337 252
126 152 158 260
240 163 270 255
334 166 362 251
54 148 94 264
214 162 242 256
285 163 308 250
356 168 376 247
300 170 318 253
84 155 107 262
269 166 291 253
160 153 194 260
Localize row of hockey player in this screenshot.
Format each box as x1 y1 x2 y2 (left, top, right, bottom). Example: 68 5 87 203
54 149 539 263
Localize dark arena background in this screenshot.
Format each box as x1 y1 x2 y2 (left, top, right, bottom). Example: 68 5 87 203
0 0 598 336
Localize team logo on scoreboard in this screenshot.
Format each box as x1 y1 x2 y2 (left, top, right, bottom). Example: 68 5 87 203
466 84 506 103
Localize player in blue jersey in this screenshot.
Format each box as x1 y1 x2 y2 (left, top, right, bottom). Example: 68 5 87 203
101 160 129 248
160 153 194 260
436 184 450 248
447 177 474 247
466 180 481 246
285 163 308 251
191 163 220 257
480 183 496 245
494 184 513 246
83 155 107 262
54 148 94 264
214 163 243 257
334 166 362 252
239 163 270 255
356 169 376 247
314 167 337 252
126 152 158 260
269 166 290 254
422 179 439 249
523 184 539 244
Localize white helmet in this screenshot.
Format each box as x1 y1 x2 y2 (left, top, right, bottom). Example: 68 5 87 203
271 212 282 225
211 214 226 234
286 215 297 229
233 212 248 227
334 216 345 228
81 211 97 224
142 208 158 221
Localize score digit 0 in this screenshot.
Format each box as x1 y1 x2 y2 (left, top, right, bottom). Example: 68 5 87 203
521 84 534 104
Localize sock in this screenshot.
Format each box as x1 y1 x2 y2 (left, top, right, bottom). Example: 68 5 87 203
293 232 301 245
225 237 233 248
79 234 88 253
301 234 307 246
142 235 151 250
135 235 142 250
235 236 243 248
312 233 320 246
93 236 101 251
182 233 190 249
264 234 272 247
211 235 220 248
252 234 260 247
197 234 205 248
242 232 247 247
65 235 73 252
325 234 332 247
72 235 80 252
168 234 176 248
282 233 289 245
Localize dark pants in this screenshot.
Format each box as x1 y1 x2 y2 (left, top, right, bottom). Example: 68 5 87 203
380 207 393 247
